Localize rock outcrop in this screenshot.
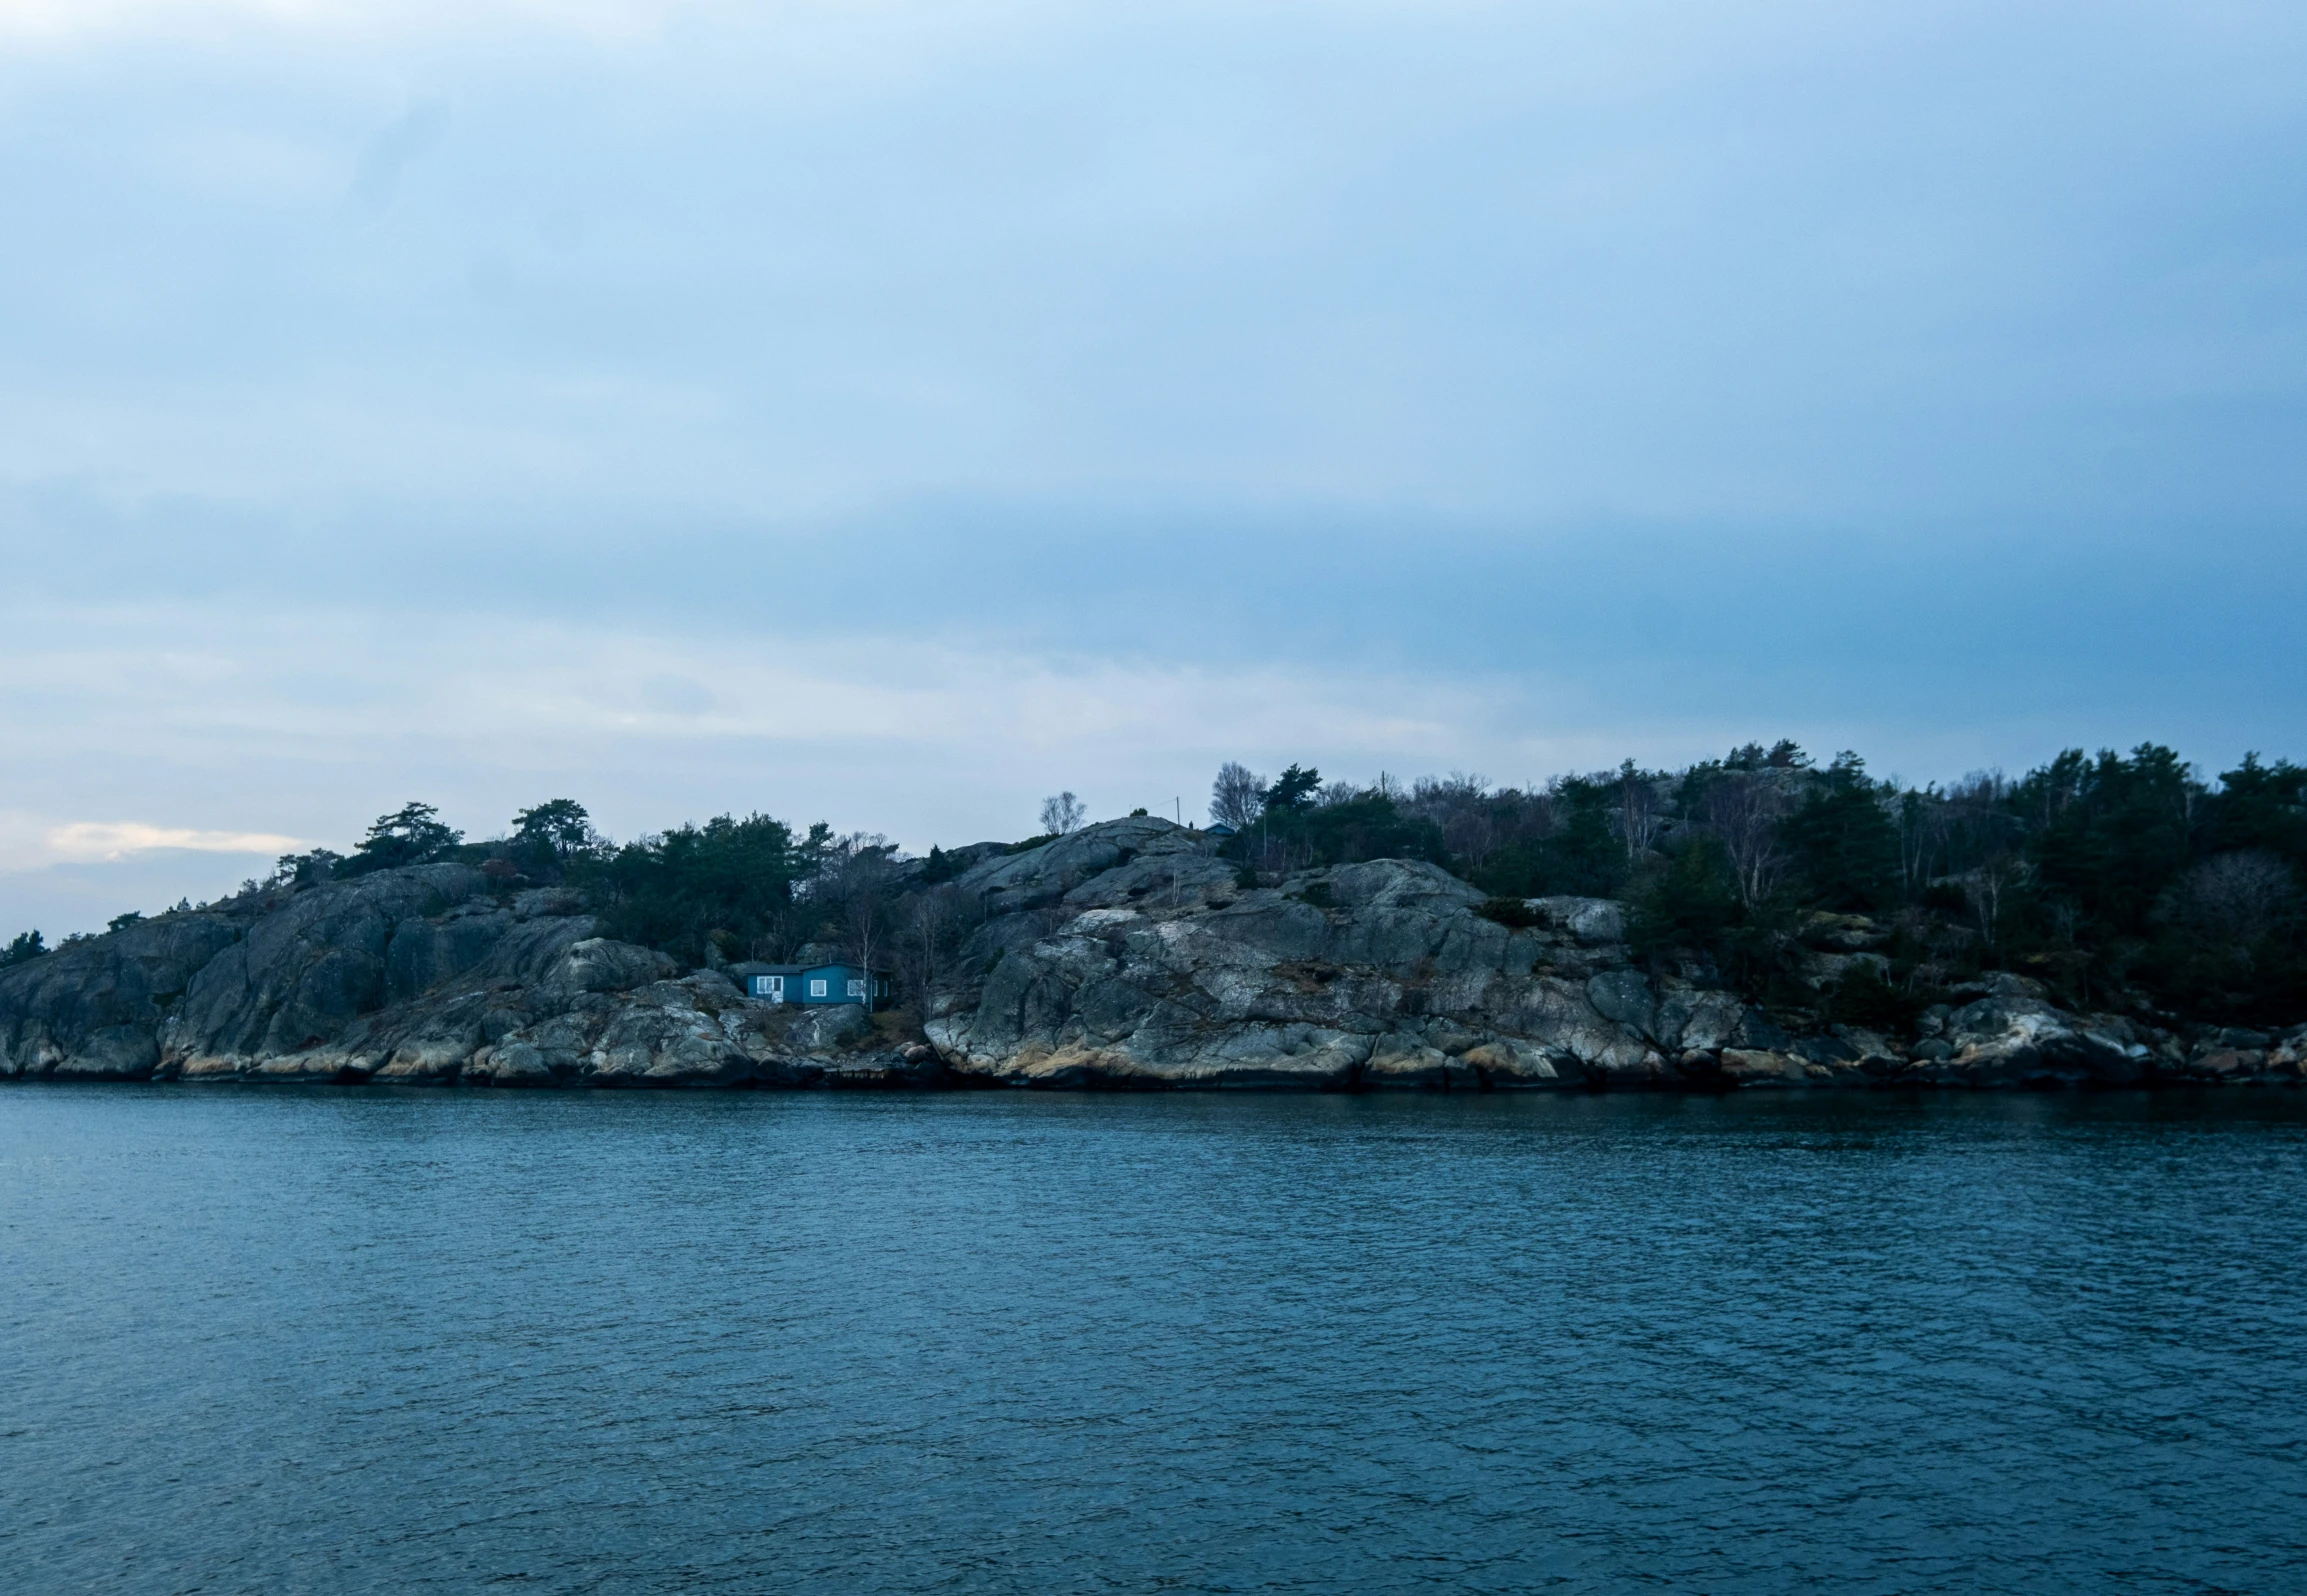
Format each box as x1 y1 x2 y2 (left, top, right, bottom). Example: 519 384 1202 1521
920 819 2305 1091
0 869 926 1088
3 816 2300 1092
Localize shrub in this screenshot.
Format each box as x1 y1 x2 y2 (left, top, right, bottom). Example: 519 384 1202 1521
1828 962 1922 1031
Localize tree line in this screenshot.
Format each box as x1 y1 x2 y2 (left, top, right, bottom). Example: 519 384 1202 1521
1208 744 2306 1026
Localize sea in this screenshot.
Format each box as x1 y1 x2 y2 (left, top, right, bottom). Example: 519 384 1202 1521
3 1085 2303 1594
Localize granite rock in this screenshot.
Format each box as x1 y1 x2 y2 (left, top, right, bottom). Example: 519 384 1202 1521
5 817 2298 1093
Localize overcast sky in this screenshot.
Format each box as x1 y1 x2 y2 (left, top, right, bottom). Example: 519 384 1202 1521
3 0 2303 934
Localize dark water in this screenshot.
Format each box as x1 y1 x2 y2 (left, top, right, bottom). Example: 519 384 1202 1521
3 1089 2304 1594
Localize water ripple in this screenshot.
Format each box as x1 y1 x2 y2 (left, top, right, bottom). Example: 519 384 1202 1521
2 1088 2302 1593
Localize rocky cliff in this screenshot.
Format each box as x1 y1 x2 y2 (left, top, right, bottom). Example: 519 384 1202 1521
3 817 2300 1090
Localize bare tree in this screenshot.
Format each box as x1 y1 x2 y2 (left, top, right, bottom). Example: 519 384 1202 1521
1928 771 2018 884
814 832 898 999
1967 853 2026 948
1039 792 1086 836
1898 788 1941 898
1698 771 1789 907
2170 851 2295 948
1406 773 1496 860
1615 761 1668 864
896 882 972 1015
1209 763 1265 829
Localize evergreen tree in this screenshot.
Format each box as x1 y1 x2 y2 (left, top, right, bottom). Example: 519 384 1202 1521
512 799 593 863
1780 753 1900 911
1260 765 1322 814
343 802 465 875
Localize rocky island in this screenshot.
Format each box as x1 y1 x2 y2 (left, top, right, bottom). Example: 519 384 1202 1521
3 813 2299 1091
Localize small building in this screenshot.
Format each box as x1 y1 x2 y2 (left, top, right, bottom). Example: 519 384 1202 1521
744 963 893 1010
742 965 804 1003
1204 822 1238 837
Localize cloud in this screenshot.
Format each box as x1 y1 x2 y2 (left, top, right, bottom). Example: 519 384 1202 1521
0 0 2299 937
44 822 305 863
5 0 2300 528
0 592 1609 851
0 811 301 871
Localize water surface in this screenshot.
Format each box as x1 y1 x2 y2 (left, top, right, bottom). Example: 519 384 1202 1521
3 1087 2303 1592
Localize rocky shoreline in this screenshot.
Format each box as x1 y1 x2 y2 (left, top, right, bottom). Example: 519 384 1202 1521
3 818 2300 1092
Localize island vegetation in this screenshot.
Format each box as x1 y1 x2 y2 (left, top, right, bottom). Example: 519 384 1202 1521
5 742 2300 1033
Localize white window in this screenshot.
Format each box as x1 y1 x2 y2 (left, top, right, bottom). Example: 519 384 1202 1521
767 976 784 1000
809 978 828 998
847 978 865 998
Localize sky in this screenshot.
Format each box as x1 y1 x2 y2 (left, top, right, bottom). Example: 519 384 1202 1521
2 0 2303 934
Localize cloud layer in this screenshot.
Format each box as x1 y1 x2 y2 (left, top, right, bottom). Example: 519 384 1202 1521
2 0 2302 932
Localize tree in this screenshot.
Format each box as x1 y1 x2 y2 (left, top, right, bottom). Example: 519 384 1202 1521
272 849 343 888
1691 768 1790 908
1407 773 1498 859
1628 834 1741 958
2142 848 2303 1020
896 881 972 1011
1040 792 1086 836
108 911 143 932
2201 754 2307 861
1615 760 1667 863
1261 765 1322 815
1210 762 1266 828
1780 752 1900 911
1966 853 2025 948
512 799 593 862
2168 851 2295 947
1725 740 1811 772
344 802 464 874
1259 791 1442 871
1897 787 1941 898
2017 744 2200 938
810 832 898 976
1 930 45 968
587 812 801 965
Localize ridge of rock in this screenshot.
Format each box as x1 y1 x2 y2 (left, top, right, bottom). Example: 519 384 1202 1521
0 867 927 1088
3 815 2299 1091
919 821 2303 1091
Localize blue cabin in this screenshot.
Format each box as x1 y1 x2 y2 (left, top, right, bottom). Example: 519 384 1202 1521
744 963 892 1010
